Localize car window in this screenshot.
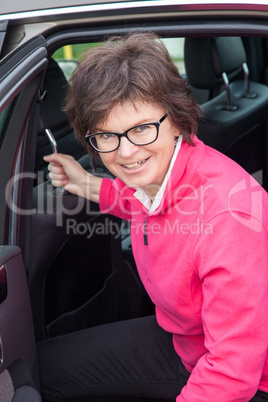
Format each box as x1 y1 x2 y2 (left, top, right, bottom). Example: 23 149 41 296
53 43 101 80
52 38 186 81
162 37 185 75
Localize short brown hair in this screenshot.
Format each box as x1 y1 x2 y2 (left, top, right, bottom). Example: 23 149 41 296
64 32 202 155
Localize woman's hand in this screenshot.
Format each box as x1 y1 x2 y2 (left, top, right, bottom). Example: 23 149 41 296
44 153 102 203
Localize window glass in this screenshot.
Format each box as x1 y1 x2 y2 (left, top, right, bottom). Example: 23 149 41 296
161 38 185 75
53 43 100 80
52 38 186 81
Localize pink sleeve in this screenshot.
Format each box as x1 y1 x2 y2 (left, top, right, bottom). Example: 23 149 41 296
99 177 132 221
178 212 268 401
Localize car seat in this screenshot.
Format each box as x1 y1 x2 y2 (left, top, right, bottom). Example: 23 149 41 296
30 58 129 342
35 58 85 179
30 57 154 343
184 36 268 189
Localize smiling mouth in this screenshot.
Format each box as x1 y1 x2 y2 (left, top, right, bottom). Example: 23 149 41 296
121 157 150 170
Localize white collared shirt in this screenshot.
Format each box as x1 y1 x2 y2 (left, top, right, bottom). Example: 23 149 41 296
134 135 183 212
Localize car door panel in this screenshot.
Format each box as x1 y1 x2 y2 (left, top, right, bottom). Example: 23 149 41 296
0 35 48 244
0 34 48 401
30 179 128 341
0 246 41 401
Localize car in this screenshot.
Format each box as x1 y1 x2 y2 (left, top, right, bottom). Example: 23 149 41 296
1 1 268 400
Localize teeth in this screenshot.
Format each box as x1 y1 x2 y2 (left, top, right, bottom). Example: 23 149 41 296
122 158 147 169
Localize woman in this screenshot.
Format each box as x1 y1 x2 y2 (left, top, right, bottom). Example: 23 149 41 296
39 33 268 401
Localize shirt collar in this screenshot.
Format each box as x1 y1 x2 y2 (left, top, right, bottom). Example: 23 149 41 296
134 135 183 212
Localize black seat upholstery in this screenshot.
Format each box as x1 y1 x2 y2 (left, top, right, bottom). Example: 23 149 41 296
35 58 85 178
29 58 128 342
184 37 248 104
184 36 268 188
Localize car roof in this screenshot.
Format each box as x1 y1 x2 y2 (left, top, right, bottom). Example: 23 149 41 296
1 0 268 17
1 0 268 56
0 0 121 15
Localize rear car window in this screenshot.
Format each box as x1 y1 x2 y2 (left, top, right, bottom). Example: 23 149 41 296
52 38 186 81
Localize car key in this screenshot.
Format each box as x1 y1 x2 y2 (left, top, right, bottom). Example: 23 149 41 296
45 128 67 194
45 128 59 154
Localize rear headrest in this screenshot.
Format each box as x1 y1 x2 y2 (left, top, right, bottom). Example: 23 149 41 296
39 58 68 133
184 37 247 89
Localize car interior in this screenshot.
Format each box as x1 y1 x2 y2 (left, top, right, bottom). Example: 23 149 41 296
31 52 156 343
1 23 268 402
184 36 268 186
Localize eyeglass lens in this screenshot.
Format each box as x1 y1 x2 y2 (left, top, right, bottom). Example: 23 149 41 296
90 123 158 152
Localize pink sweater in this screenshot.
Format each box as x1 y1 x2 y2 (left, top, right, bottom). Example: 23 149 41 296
99 136 268 401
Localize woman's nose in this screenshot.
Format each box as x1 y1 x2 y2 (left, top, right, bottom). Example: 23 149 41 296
117 136 139 158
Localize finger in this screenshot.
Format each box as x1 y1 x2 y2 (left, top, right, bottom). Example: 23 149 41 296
48 171 69 181
64 183 85 198
47 162 63 170
44 153 74 166
51 178 69 187
47 163 66 175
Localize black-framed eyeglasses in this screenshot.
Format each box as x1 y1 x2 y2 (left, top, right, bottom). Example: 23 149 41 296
85 113 168 153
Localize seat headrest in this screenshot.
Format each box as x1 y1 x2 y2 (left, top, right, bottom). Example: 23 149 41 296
184 37 247 89
39 58 68 133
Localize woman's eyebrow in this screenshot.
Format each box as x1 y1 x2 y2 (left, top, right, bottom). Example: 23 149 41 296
96 117 159 133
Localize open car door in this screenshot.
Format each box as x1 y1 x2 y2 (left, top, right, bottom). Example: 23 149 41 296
0 33 48 401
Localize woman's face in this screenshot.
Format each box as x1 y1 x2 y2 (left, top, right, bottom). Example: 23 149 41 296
98 102 180 199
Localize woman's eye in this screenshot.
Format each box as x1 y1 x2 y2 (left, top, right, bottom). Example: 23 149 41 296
99 133 114 140
136 125 149 133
